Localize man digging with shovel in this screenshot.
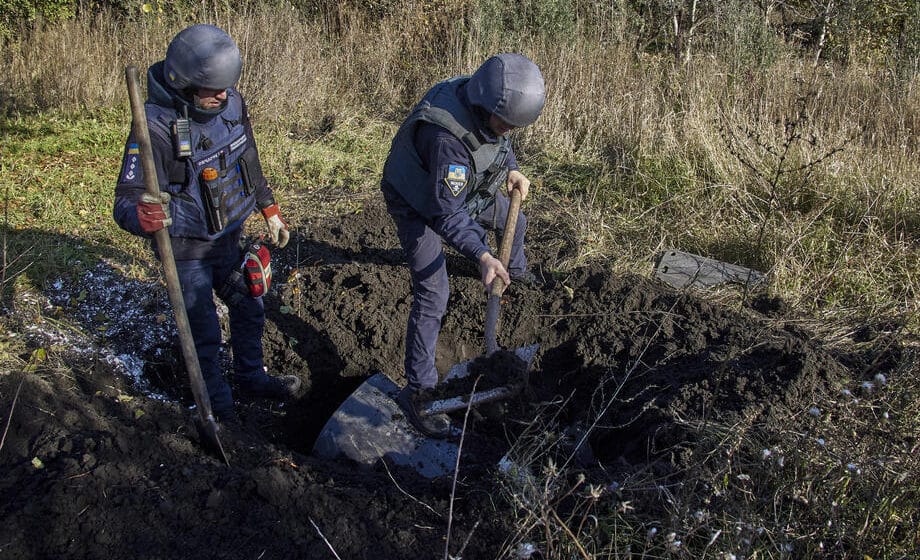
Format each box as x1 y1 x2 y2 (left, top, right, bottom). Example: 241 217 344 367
114 24 300 427
381 53 546 438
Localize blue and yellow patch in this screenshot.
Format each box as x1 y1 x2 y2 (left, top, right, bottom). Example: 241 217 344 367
121 144 140 182
444 164 468 197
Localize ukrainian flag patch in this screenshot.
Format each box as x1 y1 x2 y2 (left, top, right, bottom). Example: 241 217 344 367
444 164 468 197
128 143 139 155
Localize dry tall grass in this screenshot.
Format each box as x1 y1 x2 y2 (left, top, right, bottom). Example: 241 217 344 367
1 1 917 327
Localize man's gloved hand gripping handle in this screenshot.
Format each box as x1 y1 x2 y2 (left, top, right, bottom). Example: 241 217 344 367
260 203 290 249
137 192 172 233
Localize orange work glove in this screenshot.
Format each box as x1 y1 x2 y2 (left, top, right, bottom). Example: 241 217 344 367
260 203 289 248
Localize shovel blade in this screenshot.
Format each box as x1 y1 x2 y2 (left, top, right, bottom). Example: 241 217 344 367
312 344 539 478
444 343 539 380
194 415 230 465
312 373 460 478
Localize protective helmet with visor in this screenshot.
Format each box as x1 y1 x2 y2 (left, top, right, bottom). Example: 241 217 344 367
164 24 243 93
466 53 545 128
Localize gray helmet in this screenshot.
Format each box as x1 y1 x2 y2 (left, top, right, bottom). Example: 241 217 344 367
164 24 242 91
466 53 545 128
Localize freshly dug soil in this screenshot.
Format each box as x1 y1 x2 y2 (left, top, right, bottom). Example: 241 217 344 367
0 197 902 559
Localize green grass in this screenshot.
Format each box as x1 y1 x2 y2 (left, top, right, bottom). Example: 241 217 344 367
2 109 125 236
0 108 150 291
256 117 394 208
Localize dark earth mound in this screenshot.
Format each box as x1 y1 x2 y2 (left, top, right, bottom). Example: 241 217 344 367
0 197 901 559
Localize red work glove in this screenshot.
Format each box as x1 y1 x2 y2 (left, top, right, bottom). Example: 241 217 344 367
137 192 172 233
260 203 290 248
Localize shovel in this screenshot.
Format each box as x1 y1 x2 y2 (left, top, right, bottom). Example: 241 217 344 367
125 66 229 465
311 344 539 478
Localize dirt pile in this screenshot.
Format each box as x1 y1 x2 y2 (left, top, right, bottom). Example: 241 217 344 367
0 198 899 559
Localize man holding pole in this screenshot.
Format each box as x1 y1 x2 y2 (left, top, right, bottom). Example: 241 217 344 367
114 24 300 425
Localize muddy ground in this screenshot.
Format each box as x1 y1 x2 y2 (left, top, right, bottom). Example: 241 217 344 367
0 197 905 559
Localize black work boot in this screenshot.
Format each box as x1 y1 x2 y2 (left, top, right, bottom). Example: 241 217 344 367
397 387 452 439
238 374 302 400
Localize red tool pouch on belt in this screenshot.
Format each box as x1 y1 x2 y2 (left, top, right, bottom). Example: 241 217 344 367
243 241 272 297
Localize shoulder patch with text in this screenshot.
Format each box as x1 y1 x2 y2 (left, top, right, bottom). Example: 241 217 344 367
444 164 469 197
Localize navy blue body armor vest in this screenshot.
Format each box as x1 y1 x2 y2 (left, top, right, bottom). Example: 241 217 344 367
146 90 256 241
382 77 511 218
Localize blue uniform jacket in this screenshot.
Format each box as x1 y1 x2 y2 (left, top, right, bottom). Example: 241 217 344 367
409 121 519 262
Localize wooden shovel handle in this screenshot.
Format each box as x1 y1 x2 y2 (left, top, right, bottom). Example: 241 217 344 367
489 187 523 298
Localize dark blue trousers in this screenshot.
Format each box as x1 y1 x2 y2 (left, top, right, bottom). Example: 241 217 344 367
175 256 265 414
385 191 527 390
